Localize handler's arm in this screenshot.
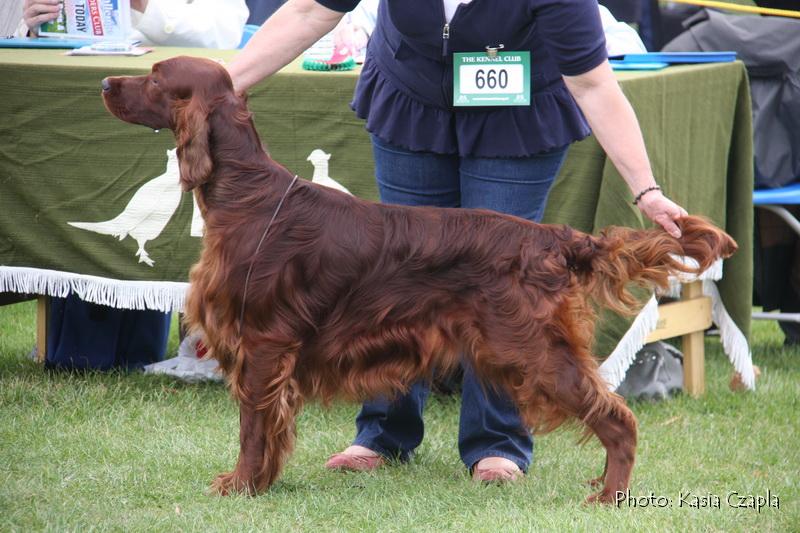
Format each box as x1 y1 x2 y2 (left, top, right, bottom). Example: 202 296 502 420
564 61 687 238
227 0 346 93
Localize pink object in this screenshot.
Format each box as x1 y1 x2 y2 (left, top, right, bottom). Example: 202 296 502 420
324 452 385 472
195 340 208 358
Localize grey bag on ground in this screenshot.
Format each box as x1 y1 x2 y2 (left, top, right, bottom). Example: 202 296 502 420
616 341 683 400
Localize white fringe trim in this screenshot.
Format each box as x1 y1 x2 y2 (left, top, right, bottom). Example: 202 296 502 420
0 266 188 312
598 295 659 389
664 257 724 298
598 258 755 391
703 279 756 390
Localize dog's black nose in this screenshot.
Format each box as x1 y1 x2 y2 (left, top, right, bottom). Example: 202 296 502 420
101 78 111 92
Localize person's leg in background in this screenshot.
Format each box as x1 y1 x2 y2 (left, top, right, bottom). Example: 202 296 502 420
786 239 800 345
754 208 800 345
457 146 569 478
325 134 461 469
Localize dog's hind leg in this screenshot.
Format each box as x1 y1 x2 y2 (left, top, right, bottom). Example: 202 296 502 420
211 351 302 495
584 399 636 505
534 354 637 505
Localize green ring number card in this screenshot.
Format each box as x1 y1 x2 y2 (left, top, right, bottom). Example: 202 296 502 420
453 51 530 107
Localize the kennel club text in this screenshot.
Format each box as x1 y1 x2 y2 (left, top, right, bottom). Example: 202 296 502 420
616 490 780 511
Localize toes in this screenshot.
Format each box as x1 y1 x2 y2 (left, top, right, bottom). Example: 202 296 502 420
209 472 236 496
585 476 604 488
585 490 619 505
209 472 257 496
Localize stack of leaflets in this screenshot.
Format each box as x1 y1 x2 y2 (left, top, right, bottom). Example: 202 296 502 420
39 0 132 42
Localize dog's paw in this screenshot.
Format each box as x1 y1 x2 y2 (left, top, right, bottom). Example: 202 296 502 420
209 471 255 496
585 489 619 505
585 475 605 488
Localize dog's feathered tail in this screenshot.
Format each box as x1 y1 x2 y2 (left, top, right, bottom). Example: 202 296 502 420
561 216 737 315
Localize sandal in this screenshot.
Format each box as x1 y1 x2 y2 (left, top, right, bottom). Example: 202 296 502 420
472 457 523 483
324 445 385 472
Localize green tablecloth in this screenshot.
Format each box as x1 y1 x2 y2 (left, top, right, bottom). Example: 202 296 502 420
0 48 753 357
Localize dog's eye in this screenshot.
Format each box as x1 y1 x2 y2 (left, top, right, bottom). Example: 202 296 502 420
151 78 159 86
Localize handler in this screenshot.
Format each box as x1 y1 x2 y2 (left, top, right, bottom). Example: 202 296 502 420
228 0 688 482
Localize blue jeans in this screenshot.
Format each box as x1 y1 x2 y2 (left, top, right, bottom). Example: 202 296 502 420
352 135 568 472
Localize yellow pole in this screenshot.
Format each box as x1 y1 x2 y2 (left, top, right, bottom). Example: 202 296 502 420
665 0 800 18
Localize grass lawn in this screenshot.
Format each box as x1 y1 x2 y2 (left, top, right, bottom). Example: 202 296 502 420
1 300 798 532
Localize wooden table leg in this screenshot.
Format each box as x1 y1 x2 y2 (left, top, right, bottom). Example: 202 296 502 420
36 295 49 364
681 281 705 397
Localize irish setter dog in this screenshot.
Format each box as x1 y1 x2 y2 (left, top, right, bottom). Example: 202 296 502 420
102 57 737 503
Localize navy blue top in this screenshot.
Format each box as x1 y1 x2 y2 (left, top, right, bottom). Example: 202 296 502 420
317 0 608 157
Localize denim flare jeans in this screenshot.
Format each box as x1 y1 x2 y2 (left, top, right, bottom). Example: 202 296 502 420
352 134 569 472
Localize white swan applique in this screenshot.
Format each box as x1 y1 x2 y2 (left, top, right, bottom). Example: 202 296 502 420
307 149 351 194
68 149 349 267
68 149 203 266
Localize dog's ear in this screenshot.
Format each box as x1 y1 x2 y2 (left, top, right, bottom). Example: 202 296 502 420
174 96 213 191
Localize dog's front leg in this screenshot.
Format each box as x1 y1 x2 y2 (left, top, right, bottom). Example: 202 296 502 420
210 399 269 495
211 352 302 496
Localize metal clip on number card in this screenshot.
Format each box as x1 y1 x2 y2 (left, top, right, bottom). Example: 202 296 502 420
453 46 530 106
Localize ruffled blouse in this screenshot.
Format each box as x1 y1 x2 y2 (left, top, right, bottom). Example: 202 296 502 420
352 52 594 157
322 0 608 157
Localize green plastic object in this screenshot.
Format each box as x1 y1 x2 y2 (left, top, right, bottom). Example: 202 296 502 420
301 56 357 72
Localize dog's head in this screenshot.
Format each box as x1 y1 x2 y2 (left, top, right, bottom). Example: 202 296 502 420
102 56 241 191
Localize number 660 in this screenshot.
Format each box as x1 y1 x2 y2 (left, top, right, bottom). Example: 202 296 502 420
475 68 508 89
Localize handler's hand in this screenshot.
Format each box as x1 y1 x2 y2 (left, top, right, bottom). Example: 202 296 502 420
637 190 688 238
23 0 61 34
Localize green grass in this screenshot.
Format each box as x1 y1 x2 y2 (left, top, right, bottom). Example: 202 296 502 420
1 301 798 532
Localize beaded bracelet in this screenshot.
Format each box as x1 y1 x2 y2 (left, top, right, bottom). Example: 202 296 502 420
632 185 662 205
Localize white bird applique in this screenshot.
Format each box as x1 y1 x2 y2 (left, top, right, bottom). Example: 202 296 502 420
306 149 351 194
68 148 188 267
190 193 205 237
